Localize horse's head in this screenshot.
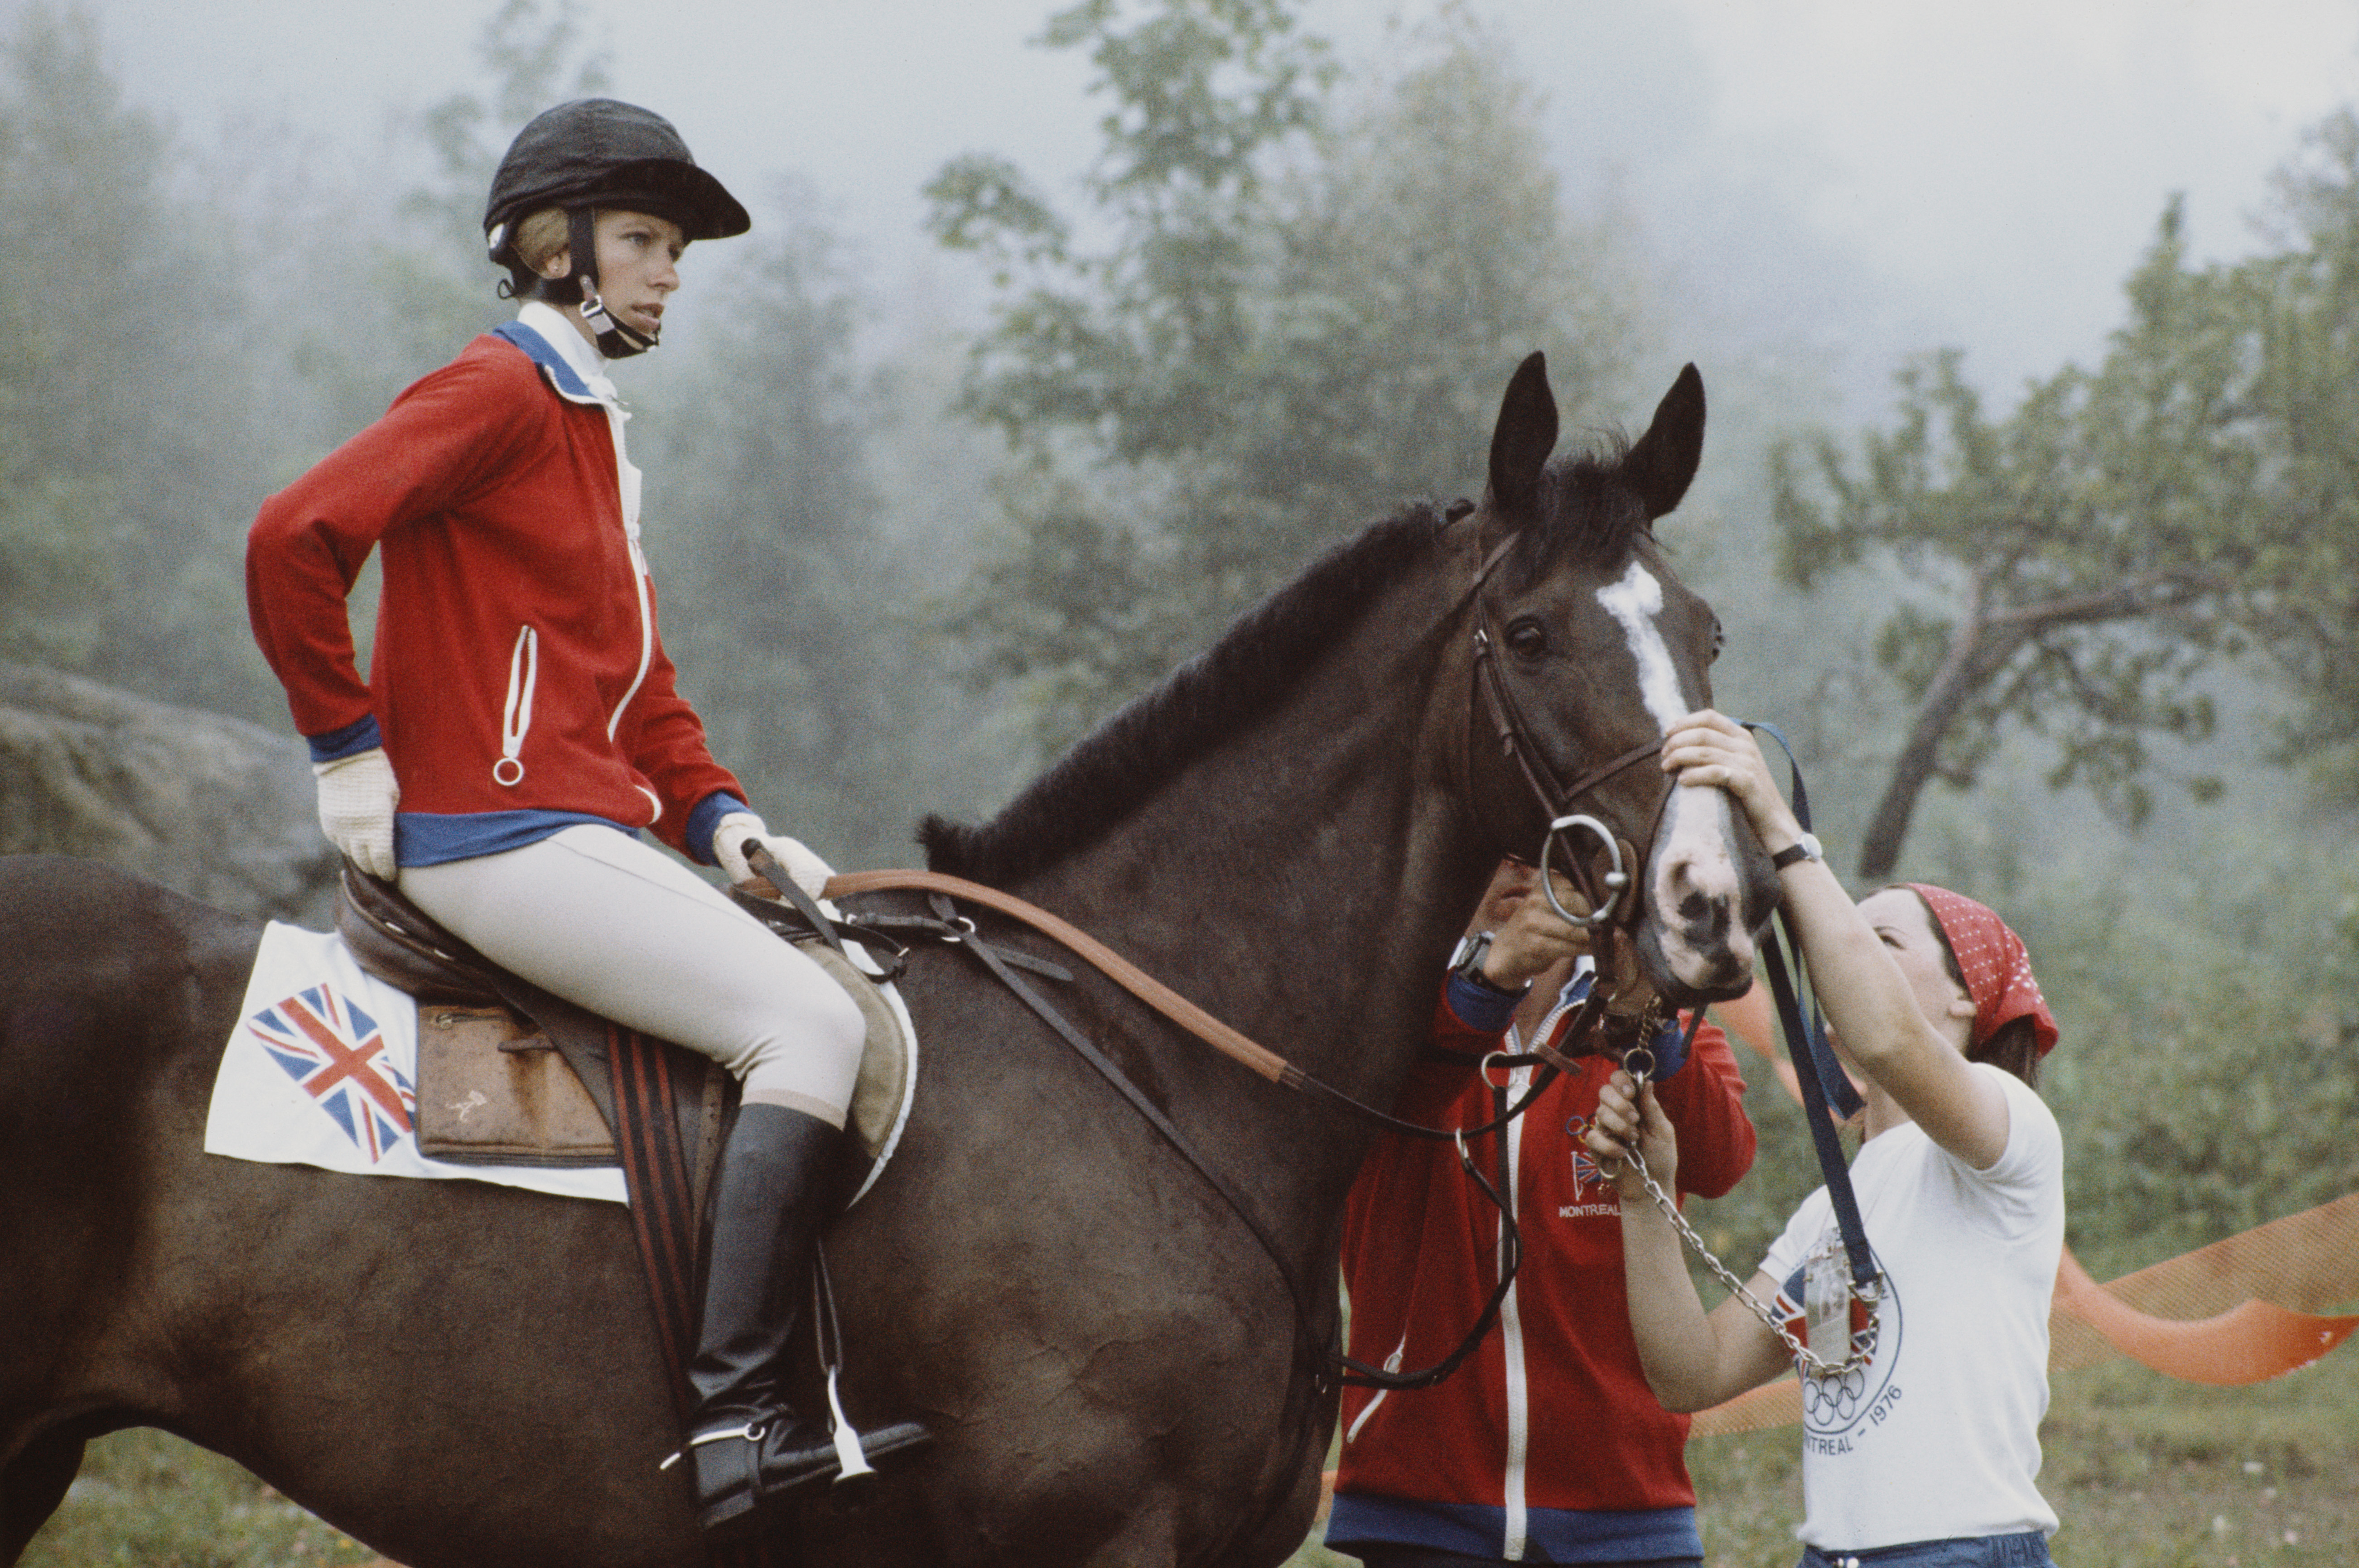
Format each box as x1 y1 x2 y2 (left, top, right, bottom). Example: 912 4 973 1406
1460 353 1778 1006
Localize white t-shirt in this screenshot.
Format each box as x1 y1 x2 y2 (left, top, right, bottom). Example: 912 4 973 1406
1758 1064 2065 1551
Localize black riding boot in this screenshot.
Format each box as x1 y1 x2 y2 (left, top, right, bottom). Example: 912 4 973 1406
680 1102 928 1538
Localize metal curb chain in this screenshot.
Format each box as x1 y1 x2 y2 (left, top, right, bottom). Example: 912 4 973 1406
1608 1043 1880 1380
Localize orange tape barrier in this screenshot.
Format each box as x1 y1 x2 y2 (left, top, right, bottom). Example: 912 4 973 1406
1687 990 2359 1434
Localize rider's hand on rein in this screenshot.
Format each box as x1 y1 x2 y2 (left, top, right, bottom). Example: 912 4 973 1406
712 812 836 899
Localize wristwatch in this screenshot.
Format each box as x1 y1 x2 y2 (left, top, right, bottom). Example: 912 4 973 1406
1770 832 1824 871
1448 931 1524 995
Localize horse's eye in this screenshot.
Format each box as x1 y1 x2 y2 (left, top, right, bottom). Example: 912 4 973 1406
1506 618 1549 660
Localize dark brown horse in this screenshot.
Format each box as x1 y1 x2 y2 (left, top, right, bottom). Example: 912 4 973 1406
0 355 1775 1568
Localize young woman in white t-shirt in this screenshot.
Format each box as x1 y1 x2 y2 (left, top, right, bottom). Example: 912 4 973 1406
1587 709 2065 1568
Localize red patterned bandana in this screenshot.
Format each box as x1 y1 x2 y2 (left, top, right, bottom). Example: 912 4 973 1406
1904 884 2060 1055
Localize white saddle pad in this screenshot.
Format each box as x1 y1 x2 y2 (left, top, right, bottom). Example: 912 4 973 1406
204 921 627 1204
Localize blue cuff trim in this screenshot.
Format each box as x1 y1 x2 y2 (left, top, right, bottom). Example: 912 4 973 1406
684 792 751 866
1327 1492 1700 1563
1444 970 1523 1033
306 715 383 764
395 809 637 868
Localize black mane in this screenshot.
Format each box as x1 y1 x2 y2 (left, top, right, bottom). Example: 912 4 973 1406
923 443 1651 885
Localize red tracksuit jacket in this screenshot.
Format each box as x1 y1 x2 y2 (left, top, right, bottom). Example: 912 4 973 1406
1331 985 1756 1558
246 324 741 861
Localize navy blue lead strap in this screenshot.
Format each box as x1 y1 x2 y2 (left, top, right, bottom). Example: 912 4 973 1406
1741 721 1881 1295
1759 929 1878 1291
1740 721 1859 1121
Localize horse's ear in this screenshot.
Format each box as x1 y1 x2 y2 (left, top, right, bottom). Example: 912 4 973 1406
1625 362 1706 520
1486 351 1558 519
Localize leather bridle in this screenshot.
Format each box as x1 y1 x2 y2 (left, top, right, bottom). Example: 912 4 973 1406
1460 503 1676 1055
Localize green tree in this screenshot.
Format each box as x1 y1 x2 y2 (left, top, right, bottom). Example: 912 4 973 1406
2237 106 2359 797
1770 199 2295 880
297 0 612 435
0 5 289 714
0 7 135 662
929 1 1644 753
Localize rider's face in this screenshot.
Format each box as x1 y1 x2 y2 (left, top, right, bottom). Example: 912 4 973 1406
589 209 685 340
545 208 686 345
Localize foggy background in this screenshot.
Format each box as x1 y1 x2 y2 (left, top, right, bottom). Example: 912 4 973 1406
92 0 2359 403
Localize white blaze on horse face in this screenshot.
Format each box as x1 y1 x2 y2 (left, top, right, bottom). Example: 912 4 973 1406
1596 561 1756 991
1595 562 1686 731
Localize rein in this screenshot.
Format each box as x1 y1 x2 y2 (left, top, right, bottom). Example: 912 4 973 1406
822 866 1544 1140
800 865 1550 1394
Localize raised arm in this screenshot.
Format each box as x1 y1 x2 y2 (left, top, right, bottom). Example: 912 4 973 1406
1657 712 2010 1169
1587 1071 1790 1410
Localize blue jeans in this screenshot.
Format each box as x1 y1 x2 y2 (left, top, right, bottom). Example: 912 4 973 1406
1799 1532 2053 1568
1359 1551 1698 1568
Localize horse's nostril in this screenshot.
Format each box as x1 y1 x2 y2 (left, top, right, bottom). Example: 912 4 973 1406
1674 891 1732 944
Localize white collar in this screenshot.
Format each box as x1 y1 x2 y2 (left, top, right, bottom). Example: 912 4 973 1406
514 301 621 404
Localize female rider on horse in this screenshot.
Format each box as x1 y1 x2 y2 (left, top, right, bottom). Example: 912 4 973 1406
244 98 923 1542
1588 710 2065 1568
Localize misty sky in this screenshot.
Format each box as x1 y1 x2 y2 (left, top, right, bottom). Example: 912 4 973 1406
78 0 2359 411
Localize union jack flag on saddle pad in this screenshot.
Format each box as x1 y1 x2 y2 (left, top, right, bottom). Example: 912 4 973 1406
246 984 413 1163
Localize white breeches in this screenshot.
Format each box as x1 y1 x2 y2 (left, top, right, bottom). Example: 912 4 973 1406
400 824 866 1127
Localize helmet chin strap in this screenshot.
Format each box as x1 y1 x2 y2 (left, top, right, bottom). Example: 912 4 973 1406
565 207 657 359
577 283 657 358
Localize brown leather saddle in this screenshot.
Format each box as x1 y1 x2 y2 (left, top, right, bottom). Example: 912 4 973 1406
335 861 916 1215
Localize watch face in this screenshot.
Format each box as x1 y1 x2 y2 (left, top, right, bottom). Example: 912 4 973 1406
1450 931 1492 976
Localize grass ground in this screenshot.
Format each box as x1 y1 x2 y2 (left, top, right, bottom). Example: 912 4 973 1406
18 1432 380 1568
1287 1330 2359 1568
24 1341 2357 1568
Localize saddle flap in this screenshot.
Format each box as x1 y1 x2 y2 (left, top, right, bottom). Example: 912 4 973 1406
334 861 622 1134
415 1003 618 1168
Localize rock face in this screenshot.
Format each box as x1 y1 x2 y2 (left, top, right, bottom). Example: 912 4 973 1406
0 664 335 920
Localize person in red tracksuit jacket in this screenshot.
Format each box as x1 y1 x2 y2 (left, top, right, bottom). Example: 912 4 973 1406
1329 860 1757 1568
244 99 921 1542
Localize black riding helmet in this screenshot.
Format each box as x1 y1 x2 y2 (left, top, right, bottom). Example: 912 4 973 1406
483 99 749 357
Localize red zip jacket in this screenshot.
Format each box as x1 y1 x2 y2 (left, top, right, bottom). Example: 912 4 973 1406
247 323 741 861
1331 984 1756 1558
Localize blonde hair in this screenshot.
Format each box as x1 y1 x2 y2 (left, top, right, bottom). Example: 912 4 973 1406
510 207 571 276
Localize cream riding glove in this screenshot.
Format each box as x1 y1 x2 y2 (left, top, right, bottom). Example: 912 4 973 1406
711 811 836 900
314 746 400 880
